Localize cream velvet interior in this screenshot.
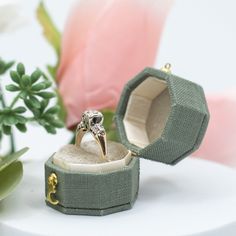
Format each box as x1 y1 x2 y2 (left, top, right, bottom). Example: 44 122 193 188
53 140 132 173
124 76 171 148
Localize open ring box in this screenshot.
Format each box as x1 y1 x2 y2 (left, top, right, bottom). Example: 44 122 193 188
45 67 210 216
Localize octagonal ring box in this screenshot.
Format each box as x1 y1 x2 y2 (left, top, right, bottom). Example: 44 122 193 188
45 67 210 216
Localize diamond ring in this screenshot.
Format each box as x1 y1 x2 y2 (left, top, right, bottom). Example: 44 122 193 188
75 110 107 161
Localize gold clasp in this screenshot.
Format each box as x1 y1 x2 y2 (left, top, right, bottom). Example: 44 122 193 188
46 173 59 205
161 63 172 73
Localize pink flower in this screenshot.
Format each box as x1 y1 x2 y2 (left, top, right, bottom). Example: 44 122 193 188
57 0 173 128
193 90 236 167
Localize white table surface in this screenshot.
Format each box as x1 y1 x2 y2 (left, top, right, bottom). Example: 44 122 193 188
1 157 236 236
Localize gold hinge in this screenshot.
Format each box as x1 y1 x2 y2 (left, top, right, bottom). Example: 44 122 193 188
46 172 59 205
161 63 172 73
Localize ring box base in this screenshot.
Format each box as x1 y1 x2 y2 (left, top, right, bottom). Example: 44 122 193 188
46 198 136 216
45 156 139 216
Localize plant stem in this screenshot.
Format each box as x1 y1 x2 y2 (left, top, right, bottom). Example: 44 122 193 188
0 84 6 108
9 130 15 153
0 83 16 153
9 93 20 109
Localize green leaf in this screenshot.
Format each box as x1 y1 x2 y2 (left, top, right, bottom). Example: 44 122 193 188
15 115 27 124
2 125 11 135
36 2 61 57
40 99 49 112
17 63 25 76
24 99 34 110
4 61 15 72
20 91 28 99
0 60 5 74
31 108 41 118
50 119 64 128
3 115 18 126
45 106 59 114
21 75 31 87
44 125 56 134
43 114 54 122
31 69 41 84
38 119 47 126
10 71 20 84
6 84 20 92
14 106 27 114
43 80 52 89
0 147 28 171
1 107 10 114
0 60 14 75
16 123 27 132
37 91 55 99
29 96 41 108
31 82 46 91
0 161 23 201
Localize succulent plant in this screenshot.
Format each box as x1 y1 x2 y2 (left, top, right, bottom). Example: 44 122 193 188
0 58 64 201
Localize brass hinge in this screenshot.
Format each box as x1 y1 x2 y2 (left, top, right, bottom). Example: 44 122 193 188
46 172 59 205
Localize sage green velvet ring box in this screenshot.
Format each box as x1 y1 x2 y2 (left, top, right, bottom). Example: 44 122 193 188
45 66 210 216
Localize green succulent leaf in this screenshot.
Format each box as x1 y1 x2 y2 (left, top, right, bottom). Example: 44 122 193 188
21 75 31 87
0 59 14 75
31 82 46 91
31 108 41 118
3 115 18 126
6 84 20 92
43 80 52 89
30 69 41 84
19 91 28 99
36 91 55 99
45 106 59 114
44 125 56 134
4 61 15 73
16 123 27 132
14 107 27 114
15 115 27 124
10 71 20 84
24 99 34 110
2 125 11 135
16 63 25 77
50 119 64 128
29 96 41 109
40 99 49 112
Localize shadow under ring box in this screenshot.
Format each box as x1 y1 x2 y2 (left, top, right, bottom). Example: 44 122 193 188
45 67 210 216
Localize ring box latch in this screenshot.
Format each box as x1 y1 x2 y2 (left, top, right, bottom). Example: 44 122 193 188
46 172 59 205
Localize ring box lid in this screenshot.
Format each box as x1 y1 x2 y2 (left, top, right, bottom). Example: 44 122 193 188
115 67 210 165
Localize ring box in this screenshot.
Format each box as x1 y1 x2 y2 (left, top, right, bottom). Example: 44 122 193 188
45 67 210 216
